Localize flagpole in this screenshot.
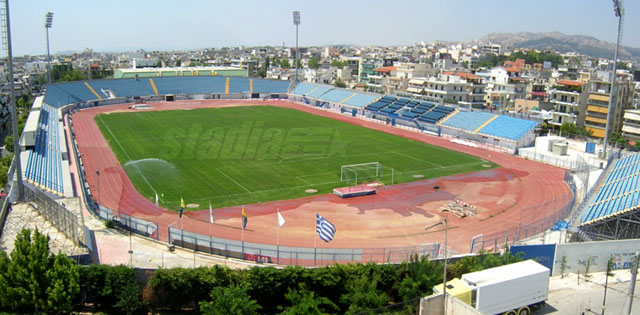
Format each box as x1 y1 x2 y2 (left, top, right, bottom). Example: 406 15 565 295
314 211 317 267
209 202 213 255
277 208 280 265
155 192 159 240
241 206 245 260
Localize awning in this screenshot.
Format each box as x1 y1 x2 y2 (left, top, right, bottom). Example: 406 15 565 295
589 94 609 102
406 87 423 93
587 105 608 114
586 116 607 124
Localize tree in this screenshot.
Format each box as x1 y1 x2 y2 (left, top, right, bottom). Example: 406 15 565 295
175 59 182 67
461 61 469 69
331 59 347 68
45 253 81 312
334 79 346 88
281 59 291 68
0 228 80 313
199 283 260 315
308 57 319 69
616 61 629 70
4 134 13 153
280 284 337 315
395 254 441 304
340 273 390 314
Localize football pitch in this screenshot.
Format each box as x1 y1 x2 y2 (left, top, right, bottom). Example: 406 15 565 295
95 105 496 210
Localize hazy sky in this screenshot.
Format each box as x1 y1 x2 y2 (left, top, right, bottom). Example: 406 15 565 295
5 0 639 57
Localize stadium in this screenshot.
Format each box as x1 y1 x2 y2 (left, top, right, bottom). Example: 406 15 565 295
11 74 639 267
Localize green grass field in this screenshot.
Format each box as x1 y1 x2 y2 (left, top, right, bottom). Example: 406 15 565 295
95 106 496 210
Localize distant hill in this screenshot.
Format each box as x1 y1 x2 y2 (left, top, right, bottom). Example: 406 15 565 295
479 32 640 63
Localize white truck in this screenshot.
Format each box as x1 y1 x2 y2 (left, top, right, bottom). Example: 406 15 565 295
433 259 549 315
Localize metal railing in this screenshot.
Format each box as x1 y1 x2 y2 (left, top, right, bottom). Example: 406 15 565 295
23 183 84 246
168 226 440 266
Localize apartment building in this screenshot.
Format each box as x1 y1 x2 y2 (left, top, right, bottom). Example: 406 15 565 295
582 75 634 139
482 67 527 109
622 109 640 142
420 72 485 108
549 80 586 127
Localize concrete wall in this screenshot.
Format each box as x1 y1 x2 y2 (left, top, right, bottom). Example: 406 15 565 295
552 239 640 276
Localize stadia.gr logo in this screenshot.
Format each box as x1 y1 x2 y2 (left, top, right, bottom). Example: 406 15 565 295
158 121 350 161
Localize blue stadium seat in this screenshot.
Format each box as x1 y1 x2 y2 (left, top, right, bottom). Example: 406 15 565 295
318 89 354 104
442 111 495 132
581 152 640 225
342 93 378 108
478 115 538 141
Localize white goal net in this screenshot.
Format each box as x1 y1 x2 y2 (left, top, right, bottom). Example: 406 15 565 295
340 162 384 185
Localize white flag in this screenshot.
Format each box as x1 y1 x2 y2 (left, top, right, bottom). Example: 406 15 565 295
155 192 159 207
277 210 285 228
209 202 214 224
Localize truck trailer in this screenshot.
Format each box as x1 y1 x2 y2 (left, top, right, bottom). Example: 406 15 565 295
433 259 549 315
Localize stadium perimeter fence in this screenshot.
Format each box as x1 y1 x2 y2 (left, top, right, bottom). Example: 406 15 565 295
167 225 441 266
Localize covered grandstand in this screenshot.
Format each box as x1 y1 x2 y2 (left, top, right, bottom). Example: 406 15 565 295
578 152 640 240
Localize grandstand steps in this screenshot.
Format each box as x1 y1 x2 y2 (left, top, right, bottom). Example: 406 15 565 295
249 79 253 94
473 114 499 133
149 78 159 95
225 77 230 94
306 85 322 97
437 108 459 126
84 82 102 99
338 93 357 104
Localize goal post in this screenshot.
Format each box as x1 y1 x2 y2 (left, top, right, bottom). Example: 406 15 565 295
340 162 384 185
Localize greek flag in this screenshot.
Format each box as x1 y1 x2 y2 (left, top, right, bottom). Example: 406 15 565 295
316 214 336 243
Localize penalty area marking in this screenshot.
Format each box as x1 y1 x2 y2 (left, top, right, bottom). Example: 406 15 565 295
215 167 251 193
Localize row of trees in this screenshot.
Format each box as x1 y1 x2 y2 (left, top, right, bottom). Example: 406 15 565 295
473 50 564 69
0 229 523 314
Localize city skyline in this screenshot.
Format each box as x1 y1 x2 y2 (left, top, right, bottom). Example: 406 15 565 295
5 0 640 57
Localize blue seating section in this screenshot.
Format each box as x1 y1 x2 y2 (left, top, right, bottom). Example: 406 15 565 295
418 105 455 124
229 77 250 93
289 83 379 108
88 79 156 98
442 111 495 132
44 82 97 107
365 96 452 123
24 104 64 195
291 83 317 96
478 115 538 141
318 89 354 104
153 76 227 95
581 152 640 225
252 79 291 93
43 77 291 108
306 85 332 99
342 93 378 108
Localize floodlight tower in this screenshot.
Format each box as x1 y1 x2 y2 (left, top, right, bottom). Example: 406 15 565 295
603 0 624 158
45 12 54 85
293 11 300 84
2 0 24 200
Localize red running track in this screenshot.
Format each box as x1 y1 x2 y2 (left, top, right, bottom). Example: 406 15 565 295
70 99 571 257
